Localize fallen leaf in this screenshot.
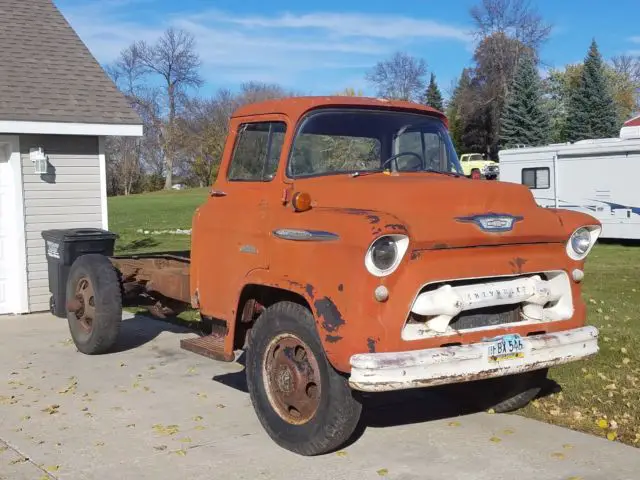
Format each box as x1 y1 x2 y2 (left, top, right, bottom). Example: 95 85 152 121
58 378 78 394
180 437 192 443
173 449 187 456
551 452 565 460
377 468 388 476
153 445 167 451
187 367 196 374
448 421 461 427
567 476 583 480
503 429 515 435
95 441 105 447
336 451 348 457
46 465 60 472
490 436 502 443
194 425 206 431
216 404 226 409
20 415 30 421
42 404 60 415
197 393 207 399
119 362 126 367
126 424 135 428
563 444 574 450
193 416 203 422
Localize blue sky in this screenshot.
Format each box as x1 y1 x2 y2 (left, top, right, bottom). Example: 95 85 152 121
56 0 640 99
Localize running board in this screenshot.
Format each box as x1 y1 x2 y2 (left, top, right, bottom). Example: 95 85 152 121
180 335 235 362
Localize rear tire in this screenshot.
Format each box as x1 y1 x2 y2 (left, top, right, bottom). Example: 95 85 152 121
246 301 362 456
66 254 122 355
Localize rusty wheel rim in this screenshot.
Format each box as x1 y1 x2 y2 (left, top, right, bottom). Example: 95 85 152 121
262 333 321 425
74 277 96 332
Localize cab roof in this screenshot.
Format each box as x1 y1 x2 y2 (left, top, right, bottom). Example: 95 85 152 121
231 96 447 125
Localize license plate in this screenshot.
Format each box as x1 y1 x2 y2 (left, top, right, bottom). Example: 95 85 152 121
486 334 525 362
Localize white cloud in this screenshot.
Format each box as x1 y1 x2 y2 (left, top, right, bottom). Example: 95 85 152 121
629 36 640 44
56 1 471 93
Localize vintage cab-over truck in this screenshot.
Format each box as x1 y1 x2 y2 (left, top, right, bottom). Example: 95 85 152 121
59 96 601 456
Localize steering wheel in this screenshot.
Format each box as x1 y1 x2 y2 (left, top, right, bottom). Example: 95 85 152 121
381 151 423 171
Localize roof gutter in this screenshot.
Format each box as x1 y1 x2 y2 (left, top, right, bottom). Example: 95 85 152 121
0 120 143 137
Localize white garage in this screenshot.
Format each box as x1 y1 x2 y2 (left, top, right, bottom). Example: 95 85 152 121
0 0 143 315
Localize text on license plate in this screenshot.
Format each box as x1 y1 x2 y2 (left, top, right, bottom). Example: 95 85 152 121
487 334 525 362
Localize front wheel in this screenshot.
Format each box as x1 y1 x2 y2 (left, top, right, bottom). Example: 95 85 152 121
246 301 362 456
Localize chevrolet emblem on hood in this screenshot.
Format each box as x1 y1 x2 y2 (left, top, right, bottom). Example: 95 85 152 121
455 214 523 232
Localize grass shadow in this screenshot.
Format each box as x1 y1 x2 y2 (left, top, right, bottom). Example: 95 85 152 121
117 237 160 253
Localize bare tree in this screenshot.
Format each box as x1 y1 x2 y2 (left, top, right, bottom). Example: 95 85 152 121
365 52 428 101
132 28 204 189
470 0 552 51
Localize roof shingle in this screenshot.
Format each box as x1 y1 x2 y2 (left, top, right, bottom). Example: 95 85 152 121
0 0 142 125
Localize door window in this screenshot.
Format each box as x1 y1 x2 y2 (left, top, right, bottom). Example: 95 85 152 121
228 122 286 182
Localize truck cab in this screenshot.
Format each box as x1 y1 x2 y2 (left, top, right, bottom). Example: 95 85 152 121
459 152 500 179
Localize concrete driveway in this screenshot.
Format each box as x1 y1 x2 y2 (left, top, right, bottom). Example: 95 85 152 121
0 313 637 480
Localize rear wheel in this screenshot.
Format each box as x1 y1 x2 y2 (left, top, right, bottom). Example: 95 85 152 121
246 301 362 456
66 254 122 355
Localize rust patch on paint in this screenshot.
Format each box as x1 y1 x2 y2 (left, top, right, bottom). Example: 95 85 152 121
367 337 378 353
338 284 344 292
385 224 408 233
325 334 343 343
410 250 423 261
509 257 528 274
314 297 346 333
432 243 449 250
305 284 315 299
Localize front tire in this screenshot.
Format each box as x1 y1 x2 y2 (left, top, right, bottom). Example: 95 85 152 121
66 254 122 355
246 301 362 456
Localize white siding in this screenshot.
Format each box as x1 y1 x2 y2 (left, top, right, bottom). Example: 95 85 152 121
20 135 103 312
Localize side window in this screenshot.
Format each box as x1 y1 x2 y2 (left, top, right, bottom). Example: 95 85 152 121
522 167 550 189
228 122 286 181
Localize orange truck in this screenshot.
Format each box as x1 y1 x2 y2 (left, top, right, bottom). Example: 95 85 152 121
57 96 601 456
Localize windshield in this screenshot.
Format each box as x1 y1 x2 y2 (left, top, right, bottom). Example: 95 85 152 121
287 109 463 178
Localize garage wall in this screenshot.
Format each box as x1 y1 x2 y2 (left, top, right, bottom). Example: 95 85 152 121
20 135 104 312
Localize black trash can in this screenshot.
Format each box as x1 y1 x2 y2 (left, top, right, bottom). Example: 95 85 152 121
42 228 117 318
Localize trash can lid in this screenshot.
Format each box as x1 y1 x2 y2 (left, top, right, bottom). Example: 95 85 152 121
42 228 117 242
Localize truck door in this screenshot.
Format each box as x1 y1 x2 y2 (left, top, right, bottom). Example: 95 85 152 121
192 117 288 321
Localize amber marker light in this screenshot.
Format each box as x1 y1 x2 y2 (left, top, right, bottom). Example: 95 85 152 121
291 192 312 212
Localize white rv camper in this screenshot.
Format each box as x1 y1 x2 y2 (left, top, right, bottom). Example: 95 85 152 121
498 117 640 240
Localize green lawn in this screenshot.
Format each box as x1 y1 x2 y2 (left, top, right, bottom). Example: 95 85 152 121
108 187 208 254
107 188 640 447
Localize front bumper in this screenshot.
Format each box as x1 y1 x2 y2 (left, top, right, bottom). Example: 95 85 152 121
348 326 598 392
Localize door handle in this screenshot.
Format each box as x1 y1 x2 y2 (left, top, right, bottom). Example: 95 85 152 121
210 189 227 197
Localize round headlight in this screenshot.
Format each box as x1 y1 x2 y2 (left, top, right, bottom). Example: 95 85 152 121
365 234 410 277
371 237 397 271
570 228 591 255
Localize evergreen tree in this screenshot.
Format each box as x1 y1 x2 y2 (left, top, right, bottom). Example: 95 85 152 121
446 69 472 152
566 40 619 141
424 73 444 111
500 52 550 147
